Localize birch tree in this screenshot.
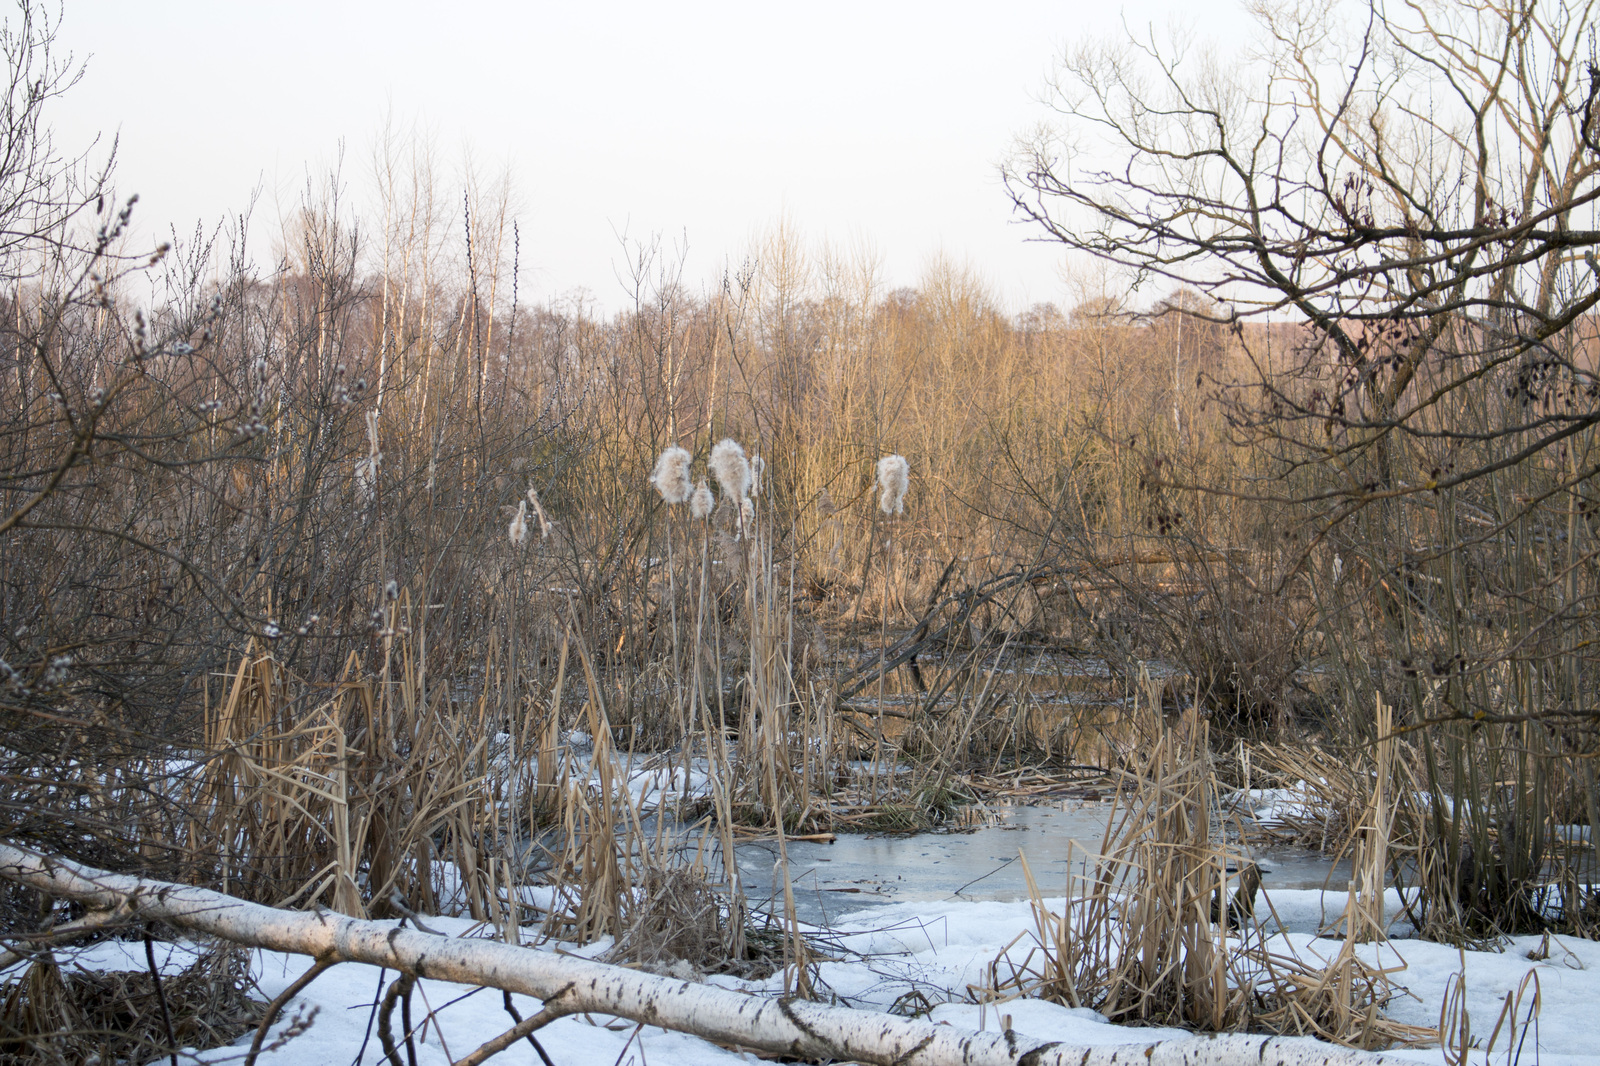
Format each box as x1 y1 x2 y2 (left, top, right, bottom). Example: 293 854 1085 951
0 844 1398 1066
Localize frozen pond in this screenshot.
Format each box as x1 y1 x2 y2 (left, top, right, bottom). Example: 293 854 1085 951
733 803 1355 926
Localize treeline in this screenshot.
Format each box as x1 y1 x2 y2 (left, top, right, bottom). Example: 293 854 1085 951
1 161 1242 733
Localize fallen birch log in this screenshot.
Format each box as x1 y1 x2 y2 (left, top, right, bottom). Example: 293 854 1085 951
0 844 1396 1066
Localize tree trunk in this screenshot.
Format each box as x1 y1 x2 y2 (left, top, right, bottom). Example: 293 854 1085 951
0 845 1395 1066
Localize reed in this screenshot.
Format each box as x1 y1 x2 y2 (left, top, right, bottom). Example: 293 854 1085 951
5 140 1597 1041
993 701 1431 1047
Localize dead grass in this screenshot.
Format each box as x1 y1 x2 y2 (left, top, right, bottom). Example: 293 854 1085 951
179 629 511 920
0 942 263 1066
989 703 1434 1049
602 867 784 978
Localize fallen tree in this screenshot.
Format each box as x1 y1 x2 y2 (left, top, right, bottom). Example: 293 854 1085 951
0 844 1399 1066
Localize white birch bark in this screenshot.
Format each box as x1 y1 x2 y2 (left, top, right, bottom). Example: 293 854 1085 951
0 845 1397 1066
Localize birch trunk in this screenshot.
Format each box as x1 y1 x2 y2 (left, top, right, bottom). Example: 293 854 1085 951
0 845 1395 1066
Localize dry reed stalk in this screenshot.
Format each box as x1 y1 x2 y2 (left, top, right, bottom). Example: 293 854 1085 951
181 632 508 920
1341 695 1395 943
994 701 1430 1049
534 636 569 819
673 503 745 947
526 485 553 538
549 618 627 942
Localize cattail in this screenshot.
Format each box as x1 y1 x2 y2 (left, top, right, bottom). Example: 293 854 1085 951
690 479 714 520
750 455 766 497
877 454 909 515
740 496 754 528
527 486 553 539
710 438 751 501
508 499 529 547
354 458 376 503
355 408 381 505
649 445 693 504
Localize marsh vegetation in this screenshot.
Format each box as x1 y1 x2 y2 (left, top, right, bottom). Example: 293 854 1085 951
2 0 1600 1060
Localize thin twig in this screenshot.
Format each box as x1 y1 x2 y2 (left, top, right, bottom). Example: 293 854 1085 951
0 901 132 969
247 956 337 1066
501 990 558 1066
453 1005 566 1066
143 932 179 1066
378 972 415 1066
351 966 387 1066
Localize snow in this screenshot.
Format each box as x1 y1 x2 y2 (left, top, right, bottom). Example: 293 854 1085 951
75 883 1594 1066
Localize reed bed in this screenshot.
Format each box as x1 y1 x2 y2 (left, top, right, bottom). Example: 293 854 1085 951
990 702 1434 1049
1 125 1597 1063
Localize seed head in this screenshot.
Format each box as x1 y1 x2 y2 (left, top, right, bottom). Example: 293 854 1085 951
354 458 377 504
42 655 72 687
509 500 529 547
710 438 751 500
527 486 553 539
650 445 694 504
690 479 714 520
876 454 910 516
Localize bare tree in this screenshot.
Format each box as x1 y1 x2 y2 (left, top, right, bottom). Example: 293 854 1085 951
1006 0 1600 934
1006 0 1600 500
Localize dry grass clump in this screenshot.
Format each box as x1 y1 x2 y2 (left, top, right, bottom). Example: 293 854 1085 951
174 634 530 921
1232 741 1378 854
0 942 264 1066
992 705 1431 1049
604 868 769 978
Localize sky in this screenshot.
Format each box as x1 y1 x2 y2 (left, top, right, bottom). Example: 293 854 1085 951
48 0 1262 314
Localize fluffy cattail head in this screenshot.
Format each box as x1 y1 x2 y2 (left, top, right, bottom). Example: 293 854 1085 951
649 445 693 504
876 454 910 516
710 438 751 501
527 486 552 539
690 479 714 520
354 458 377 504
508 499 529 547
749 455 766 497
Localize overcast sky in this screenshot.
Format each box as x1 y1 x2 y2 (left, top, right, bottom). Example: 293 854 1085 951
50 0 1259 313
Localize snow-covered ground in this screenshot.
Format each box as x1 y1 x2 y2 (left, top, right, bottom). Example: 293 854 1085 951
57 881 1599 1066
